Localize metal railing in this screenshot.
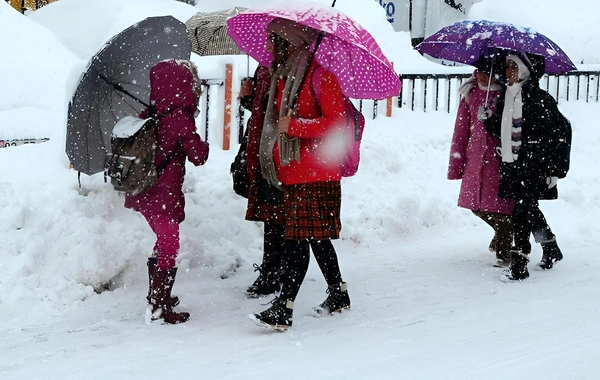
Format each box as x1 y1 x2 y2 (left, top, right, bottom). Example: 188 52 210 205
398 70 600 113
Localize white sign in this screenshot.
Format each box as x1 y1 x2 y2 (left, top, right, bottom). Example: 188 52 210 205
0 138 49 148
375 0 407 33
375 0 480 38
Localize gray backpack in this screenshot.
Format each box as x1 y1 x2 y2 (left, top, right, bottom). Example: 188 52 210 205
104 112 174 196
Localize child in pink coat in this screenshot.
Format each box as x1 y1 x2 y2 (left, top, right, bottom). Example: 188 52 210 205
448 54 515 265
125 59 209 323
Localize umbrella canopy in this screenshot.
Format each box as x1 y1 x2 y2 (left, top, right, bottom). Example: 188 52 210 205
66 16 191 176
415 20 577 74
226 2 401 100
186 7 247 56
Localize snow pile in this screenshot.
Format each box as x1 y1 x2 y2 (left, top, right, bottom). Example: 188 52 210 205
0 0 598 329
0 1 79 141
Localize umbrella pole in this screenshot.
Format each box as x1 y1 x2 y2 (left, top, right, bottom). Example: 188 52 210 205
288 0 338 112
484 56 494 108
98 72 150 109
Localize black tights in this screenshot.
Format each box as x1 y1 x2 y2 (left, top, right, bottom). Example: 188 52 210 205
279 239 343 302
262 221 285 275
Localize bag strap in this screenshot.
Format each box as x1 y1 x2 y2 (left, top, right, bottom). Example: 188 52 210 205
311 66 326 102
156 144 179 174
152 107 183 175
311 66 361 142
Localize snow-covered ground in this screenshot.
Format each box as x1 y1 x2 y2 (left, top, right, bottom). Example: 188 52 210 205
1 0 600 378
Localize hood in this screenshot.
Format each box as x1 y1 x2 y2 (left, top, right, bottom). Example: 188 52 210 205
526 53 546 81
148 59 198 115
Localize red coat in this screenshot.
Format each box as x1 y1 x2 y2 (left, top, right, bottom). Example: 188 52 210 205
125 60 209 223
273 62 346 185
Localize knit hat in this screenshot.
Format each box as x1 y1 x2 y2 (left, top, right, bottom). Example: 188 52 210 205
266 18 319 49
507 54 532 81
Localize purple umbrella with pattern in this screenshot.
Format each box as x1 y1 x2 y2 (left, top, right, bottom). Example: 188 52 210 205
415 20 576 74
226 2 401 100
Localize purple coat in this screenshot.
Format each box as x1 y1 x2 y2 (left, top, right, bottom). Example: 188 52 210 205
447 78 515 215
125 60 209 223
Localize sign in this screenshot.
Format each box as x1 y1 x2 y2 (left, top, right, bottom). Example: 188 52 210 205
375 0 407 33
0 138 50 148
375 0 480 38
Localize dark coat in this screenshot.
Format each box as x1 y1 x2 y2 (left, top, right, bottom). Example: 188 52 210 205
243 65 286 224
485 57 572 201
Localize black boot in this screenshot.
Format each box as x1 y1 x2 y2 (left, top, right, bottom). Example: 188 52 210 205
149 268 190 324
312 282 351 317
501 251 530 281
249 297 294 331
246 264 281 298
147 257 179 307
538 240 563 270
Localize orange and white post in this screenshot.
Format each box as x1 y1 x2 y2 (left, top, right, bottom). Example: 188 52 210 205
222 63 233 150
386 62 394 118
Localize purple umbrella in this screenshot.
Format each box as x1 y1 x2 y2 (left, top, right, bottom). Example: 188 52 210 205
415 20 576 74
226 3 401 100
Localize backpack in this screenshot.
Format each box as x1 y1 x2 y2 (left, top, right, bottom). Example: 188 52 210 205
311 66 365 177
103 110 175 196
230 126 249 198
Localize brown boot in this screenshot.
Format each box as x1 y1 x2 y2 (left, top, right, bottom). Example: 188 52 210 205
149 268 190 324
492 214 513 266
147 257 179 307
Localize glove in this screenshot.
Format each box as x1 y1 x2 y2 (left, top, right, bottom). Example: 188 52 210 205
477 106 492 121
546 176 558 189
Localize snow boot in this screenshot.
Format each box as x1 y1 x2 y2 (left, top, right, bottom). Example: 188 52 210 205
494 248 512 267
312 282 351 317
147 257 179 307
501 251 530 282
246 263 281 298
249 297 294 331
538 240 563 270
149 268 190 324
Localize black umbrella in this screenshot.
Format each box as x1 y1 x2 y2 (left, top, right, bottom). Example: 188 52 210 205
66 15 192 175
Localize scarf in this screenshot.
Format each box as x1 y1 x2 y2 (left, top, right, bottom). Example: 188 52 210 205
259 48 314 188
259 20 318 188
499 55 531 162
500 82 525 162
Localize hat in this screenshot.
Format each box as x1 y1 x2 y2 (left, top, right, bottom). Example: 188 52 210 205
267 18 319 49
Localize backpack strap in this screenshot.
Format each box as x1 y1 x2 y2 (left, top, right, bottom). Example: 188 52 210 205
310 65 326 103
311 66 361 142
152 107 182 174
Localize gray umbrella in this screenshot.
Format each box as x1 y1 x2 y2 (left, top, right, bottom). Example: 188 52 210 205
66 15 191 175
186 7 247 56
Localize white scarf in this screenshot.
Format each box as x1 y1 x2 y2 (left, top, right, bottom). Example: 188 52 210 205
500 82 525 162
500 55 532 163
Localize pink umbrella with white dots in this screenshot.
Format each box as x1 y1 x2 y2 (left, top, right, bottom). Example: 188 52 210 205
226 2 401 100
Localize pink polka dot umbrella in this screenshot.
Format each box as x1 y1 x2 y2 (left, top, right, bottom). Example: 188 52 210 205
226 3 401 100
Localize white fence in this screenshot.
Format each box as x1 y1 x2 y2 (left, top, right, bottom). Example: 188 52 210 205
398 70 600 113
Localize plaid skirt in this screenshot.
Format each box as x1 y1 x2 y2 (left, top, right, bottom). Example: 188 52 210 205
283 181 342 240
245 180 285 225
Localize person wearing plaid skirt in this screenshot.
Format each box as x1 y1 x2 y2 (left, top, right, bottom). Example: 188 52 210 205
249 19 351 331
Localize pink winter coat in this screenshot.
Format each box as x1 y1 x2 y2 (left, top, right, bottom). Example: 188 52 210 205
124 60 209 223
447 76 515 215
